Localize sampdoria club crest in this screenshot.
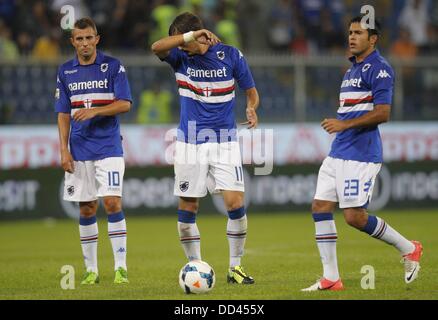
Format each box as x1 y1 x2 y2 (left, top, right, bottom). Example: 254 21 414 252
216 51 225 60
100 63 108 72
179 181 189 192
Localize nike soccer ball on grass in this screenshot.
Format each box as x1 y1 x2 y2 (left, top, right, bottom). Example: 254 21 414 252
179 260 216 294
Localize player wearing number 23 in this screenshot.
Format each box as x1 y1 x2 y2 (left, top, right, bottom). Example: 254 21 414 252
302 15 423 292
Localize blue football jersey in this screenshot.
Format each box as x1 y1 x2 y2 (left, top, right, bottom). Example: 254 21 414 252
329 50 394 163
161 43 255 144
55 51 132 161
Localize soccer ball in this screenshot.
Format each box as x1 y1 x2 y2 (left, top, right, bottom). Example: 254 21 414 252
179 260 216 294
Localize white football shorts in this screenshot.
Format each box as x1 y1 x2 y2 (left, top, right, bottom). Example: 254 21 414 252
173 141 245 197
314 156 381 209
63 157 125 202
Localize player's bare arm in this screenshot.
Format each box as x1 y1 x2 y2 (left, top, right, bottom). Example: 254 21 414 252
321 104 391 134
151 29 221 59
72 99 131 122
241 87 260 129
57 112 74 173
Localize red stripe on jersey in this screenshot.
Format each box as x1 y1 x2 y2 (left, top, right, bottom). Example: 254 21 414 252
177 80 203 94
343 96 373 105
176 80 235 94
210 85 236 93
71 99 114 106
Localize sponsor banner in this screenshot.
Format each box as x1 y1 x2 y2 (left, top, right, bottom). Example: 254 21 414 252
1 162 437 220
0 123 438 169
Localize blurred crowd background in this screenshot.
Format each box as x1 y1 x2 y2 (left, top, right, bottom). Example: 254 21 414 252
1 0 438 58
0 0 437 124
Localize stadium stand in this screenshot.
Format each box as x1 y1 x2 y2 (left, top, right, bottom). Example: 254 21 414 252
1 0 438 123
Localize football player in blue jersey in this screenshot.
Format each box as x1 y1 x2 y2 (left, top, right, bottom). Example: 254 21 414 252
152 12 260 284
55 18 132 285
302 16 423 292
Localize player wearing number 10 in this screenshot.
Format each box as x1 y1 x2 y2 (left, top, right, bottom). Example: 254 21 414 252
55 18 132 285
302 16 423 291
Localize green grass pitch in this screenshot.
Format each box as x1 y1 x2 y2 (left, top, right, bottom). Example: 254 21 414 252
0 210 437 300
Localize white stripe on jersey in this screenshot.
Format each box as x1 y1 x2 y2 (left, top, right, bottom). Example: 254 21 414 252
339 91 372 100
178 88 235 104
70 93 115 103
175 73 235 89
339 91 373 113
338 102 374 114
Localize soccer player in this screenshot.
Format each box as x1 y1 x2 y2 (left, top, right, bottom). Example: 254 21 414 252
151 12 259 284
302 16 423 291
55 18 132 285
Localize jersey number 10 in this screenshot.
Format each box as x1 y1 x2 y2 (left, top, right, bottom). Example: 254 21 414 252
108 171 120 186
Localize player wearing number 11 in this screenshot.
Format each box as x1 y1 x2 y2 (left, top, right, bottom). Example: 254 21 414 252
55 18 132 285
302 16 423 292
152 12 259 284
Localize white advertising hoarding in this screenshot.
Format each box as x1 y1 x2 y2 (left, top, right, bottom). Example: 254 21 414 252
0 122 437 169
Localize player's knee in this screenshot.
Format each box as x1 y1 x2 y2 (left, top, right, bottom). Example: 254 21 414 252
344 214 358 227
225 200 244 212
179 197 199 213
103 197 122 214
181 203 198 213
223 192 244 212
312 200 333 213
344 209 367 229
311 201 320 213
79 201 98 217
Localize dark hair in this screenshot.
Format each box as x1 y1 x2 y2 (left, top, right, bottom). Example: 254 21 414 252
168 12 203 36
72 17 98 35
349 15 381 38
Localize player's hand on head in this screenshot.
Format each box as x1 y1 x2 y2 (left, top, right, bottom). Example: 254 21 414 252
240 107 258 129
321 118 348 134
72 108 97 122
194 29 221 45
61 150 74 173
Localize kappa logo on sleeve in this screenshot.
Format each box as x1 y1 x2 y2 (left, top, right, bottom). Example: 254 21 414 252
376 69 391 79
